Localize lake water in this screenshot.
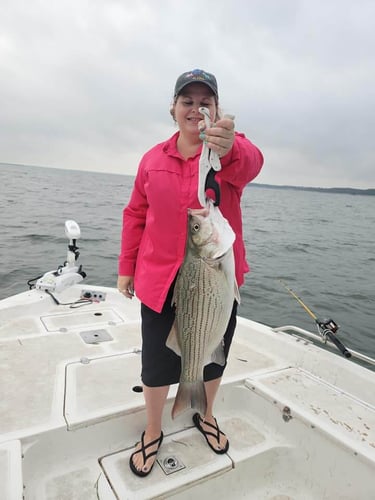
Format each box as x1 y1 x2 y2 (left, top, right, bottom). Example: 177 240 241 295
1 163 374 358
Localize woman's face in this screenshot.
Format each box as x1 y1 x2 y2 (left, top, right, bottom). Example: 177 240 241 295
172 83 217 137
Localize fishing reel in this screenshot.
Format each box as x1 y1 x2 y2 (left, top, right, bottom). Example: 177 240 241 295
317 318 339 337
316 318 351 358
279 280 351 359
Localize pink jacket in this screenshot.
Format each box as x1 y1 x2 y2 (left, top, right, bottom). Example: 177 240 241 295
119 131 263 312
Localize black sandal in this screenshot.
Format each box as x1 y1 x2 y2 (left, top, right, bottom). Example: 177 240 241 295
129 430 164 477
193 413 229 454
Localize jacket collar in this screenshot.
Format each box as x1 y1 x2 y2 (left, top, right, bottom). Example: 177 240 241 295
163 132 202 160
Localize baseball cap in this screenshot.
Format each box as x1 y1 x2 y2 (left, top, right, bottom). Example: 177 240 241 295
174 69 218 99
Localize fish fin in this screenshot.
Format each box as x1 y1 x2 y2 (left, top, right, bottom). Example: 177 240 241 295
234 281 241 304
166 321 181 356
210 342 226 366
172 381 207 419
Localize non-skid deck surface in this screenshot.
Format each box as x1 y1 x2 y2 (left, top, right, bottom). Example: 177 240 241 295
65 352 144 429
100 429 233 500
0 441 23 500
0 322 142 436
0 320 279 437
6 379 375 500
249 367 375 455
97 411 341 500
2 287 375 499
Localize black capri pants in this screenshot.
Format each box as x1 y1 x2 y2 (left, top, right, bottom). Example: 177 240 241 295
141 282 238 387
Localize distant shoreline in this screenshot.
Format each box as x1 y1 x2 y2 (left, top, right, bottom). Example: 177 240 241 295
2 161 375 196
249 183 375 197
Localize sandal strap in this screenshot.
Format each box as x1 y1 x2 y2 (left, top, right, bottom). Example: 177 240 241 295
199 415 226 440
193 412 229 455
133 431 163 463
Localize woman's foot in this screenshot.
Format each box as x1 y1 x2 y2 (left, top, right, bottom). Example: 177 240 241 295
193 413 229 453
129 430 164 477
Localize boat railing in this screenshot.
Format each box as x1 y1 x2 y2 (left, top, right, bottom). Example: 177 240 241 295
273 325 375 368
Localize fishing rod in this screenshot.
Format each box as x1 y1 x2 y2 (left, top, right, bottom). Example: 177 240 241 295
279 280 351 359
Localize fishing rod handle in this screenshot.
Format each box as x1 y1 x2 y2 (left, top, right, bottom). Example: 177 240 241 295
324 329 352 358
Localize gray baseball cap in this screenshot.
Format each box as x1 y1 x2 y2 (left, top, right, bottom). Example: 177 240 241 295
174 69 218 99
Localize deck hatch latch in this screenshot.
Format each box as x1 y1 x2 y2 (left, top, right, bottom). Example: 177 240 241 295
79 329 113 344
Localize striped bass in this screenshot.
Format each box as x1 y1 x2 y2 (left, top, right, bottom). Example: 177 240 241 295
167 200 240 418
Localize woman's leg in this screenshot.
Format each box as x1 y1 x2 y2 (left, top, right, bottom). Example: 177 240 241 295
131 384 170 473
201 377 228 451
131 285 179 474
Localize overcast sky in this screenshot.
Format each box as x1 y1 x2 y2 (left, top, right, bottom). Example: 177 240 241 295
1 0 374 188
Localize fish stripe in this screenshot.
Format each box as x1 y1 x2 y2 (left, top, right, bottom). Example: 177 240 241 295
175 254 232 382
171 202 238 418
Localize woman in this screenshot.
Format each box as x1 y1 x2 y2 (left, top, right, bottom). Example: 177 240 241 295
118 68 263 476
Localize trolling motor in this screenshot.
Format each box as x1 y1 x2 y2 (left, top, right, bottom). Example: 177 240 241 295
35 220 86 294
279 280 351 359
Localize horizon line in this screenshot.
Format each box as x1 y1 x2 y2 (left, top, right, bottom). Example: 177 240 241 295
1 161 374 192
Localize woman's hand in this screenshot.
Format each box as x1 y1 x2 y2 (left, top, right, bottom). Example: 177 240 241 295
199 115 235 158
117 275 135 299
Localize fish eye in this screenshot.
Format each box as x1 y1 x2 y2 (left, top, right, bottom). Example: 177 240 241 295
192 223 200 233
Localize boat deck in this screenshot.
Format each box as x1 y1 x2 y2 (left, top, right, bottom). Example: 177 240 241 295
1 285 374 499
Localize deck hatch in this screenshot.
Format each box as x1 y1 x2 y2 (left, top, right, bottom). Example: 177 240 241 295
40 308 123 331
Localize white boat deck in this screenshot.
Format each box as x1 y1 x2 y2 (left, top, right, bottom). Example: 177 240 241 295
1 285 374 499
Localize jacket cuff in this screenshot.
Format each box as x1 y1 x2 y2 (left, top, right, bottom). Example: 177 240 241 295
219 135 241 167
118 259 136 277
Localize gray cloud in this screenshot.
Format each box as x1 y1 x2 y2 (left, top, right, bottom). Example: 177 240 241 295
0 0 374 187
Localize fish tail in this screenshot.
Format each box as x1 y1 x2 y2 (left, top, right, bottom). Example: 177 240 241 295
171 381 207 419
210 342 226 366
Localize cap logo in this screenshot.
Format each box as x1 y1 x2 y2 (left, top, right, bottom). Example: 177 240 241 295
185 69 214 82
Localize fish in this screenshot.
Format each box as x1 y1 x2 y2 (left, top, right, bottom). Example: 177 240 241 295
166 200 240 418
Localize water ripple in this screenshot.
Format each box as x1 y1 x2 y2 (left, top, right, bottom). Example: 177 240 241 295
1 164 374 358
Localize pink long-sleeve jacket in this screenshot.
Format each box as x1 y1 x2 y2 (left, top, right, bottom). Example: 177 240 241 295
119 131 263 313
